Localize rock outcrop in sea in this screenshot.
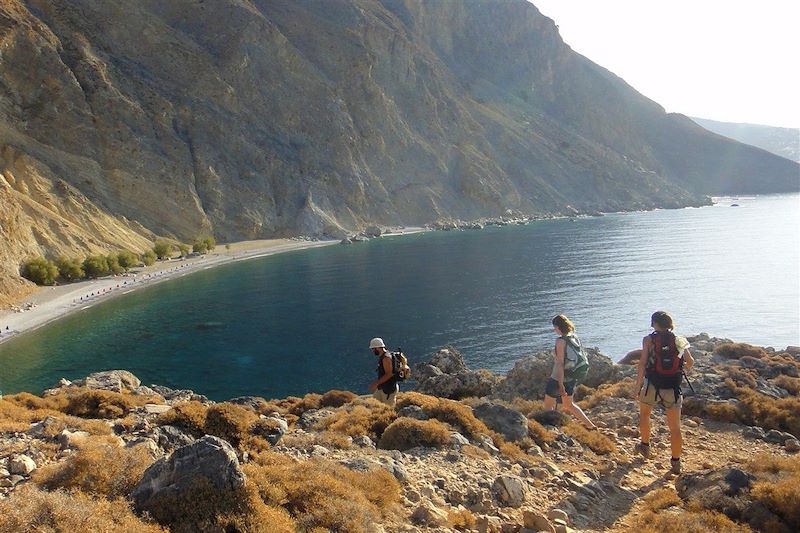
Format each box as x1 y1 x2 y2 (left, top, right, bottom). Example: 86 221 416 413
1 335 799 532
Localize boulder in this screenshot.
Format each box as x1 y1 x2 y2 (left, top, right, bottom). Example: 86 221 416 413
785 439 800 453
9 455 36 476
297 409 335 430
495 348 619 400
154 425 196 451
472 401 529 442
411 501 449 526
132 436 245 512
675 468 773 524
493 474 527 507
364 225 383 238
73 370 141 392
227 396 268 412
58 429 90 449
523 509 555 533
764 429 796 445
413 347 499 399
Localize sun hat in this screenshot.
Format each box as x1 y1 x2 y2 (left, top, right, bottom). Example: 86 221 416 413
369 337 386 349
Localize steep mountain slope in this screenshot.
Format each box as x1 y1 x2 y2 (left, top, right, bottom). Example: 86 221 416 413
1 0 798 298
692 117 800 163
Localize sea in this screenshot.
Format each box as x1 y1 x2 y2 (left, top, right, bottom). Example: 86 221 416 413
1 193 798 401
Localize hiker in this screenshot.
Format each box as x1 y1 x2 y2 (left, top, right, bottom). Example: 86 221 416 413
634 311 695 474
543 314 597 429
368 337 399 406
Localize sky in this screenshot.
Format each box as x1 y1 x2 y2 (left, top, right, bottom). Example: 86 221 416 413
531 0 800 129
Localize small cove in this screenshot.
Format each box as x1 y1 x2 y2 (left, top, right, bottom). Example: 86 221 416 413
1 194 798 400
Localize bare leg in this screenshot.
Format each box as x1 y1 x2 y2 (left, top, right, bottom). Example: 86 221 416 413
562 396 595 428
639 402 653 444
665 406 683 459
543 394 557 411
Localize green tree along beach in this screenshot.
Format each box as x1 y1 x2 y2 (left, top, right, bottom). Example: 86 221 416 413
1 1 799 532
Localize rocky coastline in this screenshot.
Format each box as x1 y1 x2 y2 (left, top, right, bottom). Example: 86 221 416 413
1 334 799 532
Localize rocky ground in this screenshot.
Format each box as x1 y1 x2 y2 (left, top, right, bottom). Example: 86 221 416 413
1 334 798 532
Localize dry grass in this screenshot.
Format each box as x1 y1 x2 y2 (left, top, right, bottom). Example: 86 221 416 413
319 390 357 408
448 508 477 530
644 487 682 511
318 398 397 440
577 378 636 409
34 442 154 498
461 444 492 459
204 402 260 447
156 400 209 436
775 375 800 395
0 486 166 533
3 388 161 420
262 393 324 417
0 397 110 435
528 419 556 445
563 422 616 455
714 343 767 360
280 430 353 450
630 508 751 532
378 418 451 450
246 453 400 532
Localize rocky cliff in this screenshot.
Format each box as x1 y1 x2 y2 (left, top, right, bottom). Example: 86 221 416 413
1 336 798 532
2 0 799 299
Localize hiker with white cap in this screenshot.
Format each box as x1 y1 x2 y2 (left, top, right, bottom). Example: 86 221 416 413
368 337 399 406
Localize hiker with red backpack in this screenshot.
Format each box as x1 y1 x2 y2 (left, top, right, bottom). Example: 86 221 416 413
634 311 695 474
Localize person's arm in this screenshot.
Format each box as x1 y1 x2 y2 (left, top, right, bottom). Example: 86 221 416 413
683 349 694 372
554 339 567 397
634 336 650 398
369 355 395 391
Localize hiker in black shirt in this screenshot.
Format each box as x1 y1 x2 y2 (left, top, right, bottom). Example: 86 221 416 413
368 337 398 406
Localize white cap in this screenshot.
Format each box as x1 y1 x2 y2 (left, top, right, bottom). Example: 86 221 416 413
369 337 386 349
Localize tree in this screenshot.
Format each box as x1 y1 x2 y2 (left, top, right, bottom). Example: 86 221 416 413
153 240 173 260
178 243 191 257
141 249 156 266
22 257 59 285
204 236 216 252
106 254 125 275
192 240 208 254
56 256 84 282
225 244 231 251
83 255 110 279
117 249 139 270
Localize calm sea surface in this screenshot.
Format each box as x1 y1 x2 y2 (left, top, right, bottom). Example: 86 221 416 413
1 194 798 400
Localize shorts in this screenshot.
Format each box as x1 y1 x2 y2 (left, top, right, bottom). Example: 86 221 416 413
373 386 398 406
639 380 682 409
545 378 577 403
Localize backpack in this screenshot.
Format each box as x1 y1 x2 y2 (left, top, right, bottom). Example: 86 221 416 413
646 331 683 388
561 335 589 381
392 350 411 381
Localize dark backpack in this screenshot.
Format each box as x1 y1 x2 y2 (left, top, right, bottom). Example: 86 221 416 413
391 350 411 381
561 335 590 382
646 331 683 388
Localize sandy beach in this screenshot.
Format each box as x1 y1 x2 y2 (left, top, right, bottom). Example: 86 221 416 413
0 229 424 346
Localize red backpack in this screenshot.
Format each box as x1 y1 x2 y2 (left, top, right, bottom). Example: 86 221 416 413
646 331 683 388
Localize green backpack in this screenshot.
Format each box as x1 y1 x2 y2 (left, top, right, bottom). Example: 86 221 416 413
561 334 590 381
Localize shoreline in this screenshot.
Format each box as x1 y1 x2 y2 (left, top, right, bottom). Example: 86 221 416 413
0 228 426 346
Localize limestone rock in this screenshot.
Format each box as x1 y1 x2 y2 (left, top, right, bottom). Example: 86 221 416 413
132 436 245 512
73 370 141 392
154 425 196 452
410 501 449 526
523 509 555 532
472 401 529 442
9 455 36 476
493 475 527 507
58 430 90 449
413 347 499 399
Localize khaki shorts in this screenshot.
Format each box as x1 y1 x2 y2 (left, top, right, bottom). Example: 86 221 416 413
639 380 682 409
373 388 398 406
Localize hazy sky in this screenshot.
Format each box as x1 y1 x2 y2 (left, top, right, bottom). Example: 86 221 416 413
531 0 800 128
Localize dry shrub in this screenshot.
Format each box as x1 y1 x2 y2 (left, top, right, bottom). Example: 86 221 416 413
528 419 556 445
319 398 397 440
397 392 489 440
264 393 323 416
378 418 451 450
0 486 166 533
144 476 295 533
245 455 400 532
725 368 758 388
34 442 153 498
494 397 548 417
714 343 767 360
644 487 682 511
573 383 594 401
204 402 259 446
578 378 635 409
3 391 70 411
63 389 148 418
239 434 273 454
0 397 114 435
775 375 800 395
748 454 800 531
630 508 750 532
461 444 491 459
448 508 477 529
157 401 209 436
563 422 615 455
280 430 353 450
734 387 800 436
319 390 357 408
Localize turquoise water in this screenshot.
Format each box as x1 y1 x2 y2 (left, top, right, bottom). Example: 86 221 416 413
1 194 798 400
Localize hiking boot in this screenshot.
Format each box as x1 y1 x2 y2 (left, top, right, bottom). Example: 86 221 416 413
670 458 682 475
634 442 651 458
